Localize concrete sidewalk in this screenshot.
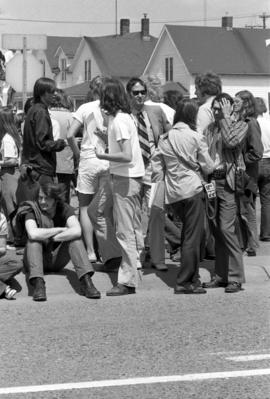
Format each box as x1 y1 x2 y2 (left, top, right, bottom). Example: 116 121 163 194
2 240 270 300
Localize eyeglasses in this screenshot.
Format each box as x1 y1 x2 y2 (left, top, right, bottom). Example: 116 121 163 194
131 90 146 96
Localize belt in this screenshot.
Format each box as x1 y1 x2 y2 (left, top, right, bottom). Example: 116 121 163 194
211 169 226 180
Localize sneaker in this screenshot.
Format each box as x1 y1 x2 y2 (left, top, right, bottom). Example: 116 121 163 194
225 282 242 293
4 285 17 300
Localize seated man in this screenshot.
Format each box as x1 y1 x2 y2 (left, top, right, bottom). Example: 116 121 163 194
14 182 100 301
0 211 22 299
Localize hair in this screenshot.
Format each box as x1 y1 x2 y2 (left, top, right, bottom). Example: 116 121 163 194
50 88 73 111
0 107 21 149
211 92 234 107
173 99 199 130
33 77 56 103
85 75 108 102
24 97 34 115
163 90 183 110
126 77 147 95
39 182 66 203
255 97 267 115
142 75 163 102
235 90 258 118
100 78 131 116
195 71 222 97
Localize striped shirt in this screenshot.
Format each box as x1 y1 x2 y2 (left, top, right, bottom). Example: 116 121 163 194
204 117 248 191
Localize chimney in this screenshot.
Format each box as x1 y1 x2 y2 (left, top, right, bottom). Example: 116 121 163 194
120 19 130 35
141 14 150 40
222 16 233 30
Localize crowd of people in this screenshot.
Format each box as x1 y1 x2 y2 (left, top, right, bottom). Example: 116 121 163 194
0 70 269 301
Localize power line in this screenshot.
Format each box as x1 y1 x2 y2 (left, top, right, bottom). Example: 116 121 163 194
0 13 262 25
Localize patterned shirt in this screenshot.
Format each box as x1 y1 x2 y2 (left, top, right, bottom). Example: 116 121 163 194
204 117 248 190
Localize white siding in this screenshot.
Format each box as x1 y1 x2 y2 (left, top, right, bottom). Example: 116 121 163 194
34 49 54 79
144 30 191 91
72 42 101 86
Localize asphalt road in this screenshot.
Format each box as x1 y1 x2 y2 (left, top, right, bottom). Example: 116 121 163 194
0 237 269 399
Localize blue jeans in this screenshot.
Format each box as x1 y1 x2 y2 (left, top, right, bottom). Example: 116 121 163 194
258 158 270 239
24 238 94 280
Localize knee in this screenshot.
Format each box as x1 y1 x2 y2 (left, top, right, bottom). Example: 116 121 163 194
0 247 6 257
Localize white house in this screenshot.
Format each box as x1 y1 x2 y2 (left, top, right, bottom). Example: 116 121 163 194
143 20 270 109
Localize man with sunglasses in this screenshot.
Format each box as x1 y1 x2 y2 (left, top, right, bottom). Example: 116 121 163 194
126 77 171 271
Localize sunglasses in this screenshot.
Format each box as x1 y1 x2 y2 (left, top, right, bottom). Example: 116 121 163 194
131 90 146 96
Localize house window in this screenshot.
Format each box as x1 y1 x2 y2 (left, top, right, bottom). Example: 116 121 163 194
165 57 173 81
84 60 91 81
61 59 67 81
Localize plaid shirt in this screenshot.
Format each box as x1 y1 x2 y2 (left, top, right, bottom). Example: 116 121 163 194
204 117 248 191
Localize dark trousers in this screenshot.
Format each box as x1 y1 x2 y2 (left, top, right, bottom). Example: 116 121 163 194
24 238 94 281
57 173 77 204
258 158 270 239
171 191 204 286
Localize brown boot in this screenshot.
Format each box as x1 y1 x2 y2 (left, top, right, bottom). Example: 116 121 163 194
80 273 101 299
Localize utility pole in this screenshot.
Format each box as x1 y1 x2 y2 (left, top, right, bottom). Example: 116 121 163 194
115 0 118 35
259 12 270 29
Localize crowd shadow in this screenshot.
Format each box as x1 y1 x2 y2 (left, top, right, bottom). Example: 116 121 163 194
142 259 215 288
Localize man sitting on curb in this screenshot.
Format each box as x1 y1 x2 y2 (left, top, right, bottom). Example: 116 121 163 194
13 182 101 301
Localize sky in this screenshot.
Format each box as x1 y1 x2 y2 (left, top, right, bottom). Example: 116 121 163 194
0 0 269 41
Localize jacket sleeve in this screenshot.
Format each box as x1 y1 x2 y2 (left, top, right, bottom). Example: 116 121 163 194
197 134 215 176
243 118 263 165
151 146 166 182
219 118 248 148
34 109 65 153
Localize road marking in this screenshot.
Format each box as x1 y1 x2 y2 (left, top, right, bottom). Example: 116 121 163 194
226 354 270 362
0 369 270 395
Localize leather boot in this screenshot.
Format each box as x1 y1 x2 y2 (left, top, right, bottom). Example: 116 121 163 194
31 277 47 301
80 273 101 299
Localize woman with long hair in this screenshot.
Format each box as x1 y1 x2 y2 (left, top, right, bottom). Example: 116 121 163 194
234 90 264 256
152 99 215 294
0 107 21 244
95 78 145 296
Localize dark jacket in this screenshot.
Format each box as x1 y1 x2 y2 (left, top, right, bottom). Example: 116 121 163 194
22 102 65 176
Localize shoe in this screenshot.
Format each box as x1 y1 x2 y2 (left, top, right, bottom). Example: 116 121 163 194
202 279 227 289
106 283 136 296
31 277 47 301
151 263 168 271
174 284 206 294
4 285 17 300
225 282 242 293
174 284 193 294
246 249 256 257
259 236 270 242
80 273 101 299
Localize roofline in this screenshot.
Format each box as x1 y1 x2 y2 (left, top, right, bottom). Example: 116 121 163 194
69 37 85 72
143 25 167 74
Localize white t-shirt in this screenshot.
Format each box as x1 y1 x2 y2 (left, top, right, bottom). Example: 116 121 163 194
144 100 175 125
257 114 270 159
197 96 215 135
1 133 19 159
72 100 108 164
108 112 145 178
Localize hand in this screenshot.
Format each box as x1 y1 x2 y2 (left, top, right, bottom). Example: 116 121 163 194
52 227 68 241
95 147 105 159
219 98 232 118
94 128 108 146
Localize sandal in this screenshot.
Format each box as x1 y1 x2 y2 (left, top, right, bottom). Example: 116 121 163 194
4 285 17 300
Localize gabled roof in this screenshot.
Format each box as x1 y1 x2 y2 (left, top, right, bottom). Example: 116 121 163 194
45 36 81 70
164 25 270 75
84 32 157 78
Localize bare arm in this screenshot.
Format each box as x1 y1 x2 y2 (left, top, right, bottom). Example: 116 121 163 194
67 119 82 161
25 219 66 241
52 215 81 242
95 138 132 163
